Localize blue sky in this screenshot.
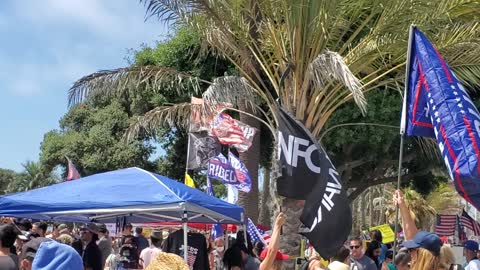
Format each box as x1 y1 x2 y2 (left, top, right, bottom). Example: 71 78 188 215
0 1 167 172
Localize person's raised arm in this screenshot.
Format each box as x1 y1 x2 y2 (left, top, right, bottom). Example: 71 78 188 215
259 212 286 270
393 189 417 240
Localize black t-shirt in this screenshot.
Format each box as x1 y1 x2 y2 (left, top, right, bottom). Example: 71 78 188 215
73 240 103 270
0 254 18 270
163 229 209 270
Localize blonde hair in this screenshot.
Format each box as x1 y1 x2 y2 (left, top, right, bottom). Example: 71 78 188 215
146 253 189 270
410 248 440 270
439 245 455 270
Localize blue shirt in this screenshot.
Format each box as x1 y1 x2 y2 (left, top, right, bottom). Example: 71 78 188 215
378 243 388 264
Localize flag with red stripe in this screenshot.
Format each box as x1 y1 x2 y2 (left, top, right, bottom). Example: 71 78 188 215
434 214 456 236
401 26 480 210
460 210 480 236
65 157 81 181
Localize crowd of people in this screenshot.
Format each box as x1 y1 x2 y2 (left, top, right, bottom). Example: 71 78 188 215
1 189 480 270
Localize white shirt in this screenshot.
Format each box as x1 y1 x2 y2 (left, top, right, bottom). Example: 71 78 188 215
139 246 162 269
466 259 480 270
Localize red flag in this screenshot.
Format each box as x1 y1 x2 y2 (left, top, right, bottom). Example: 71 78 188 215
66 157 81 181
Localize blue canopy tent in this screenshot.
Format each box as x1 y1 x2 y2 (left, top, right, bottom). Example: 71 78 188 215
0 167 246 262
0 167 244 224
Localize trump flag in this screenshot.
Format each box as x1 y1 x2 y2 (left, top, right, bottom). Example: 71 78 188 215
401 26 480 209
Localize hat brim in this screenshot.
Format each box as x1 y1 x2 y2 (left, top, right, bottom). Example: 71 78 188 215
277 252 289 260
402 240 420 249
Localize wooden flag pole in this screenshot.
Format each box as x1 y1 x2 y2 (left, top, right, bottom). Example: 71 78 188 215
394 24 415 259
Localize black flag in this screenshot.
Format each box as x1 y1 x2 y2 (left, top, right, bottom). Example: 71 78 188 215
276 107 352 258
187 132 222 170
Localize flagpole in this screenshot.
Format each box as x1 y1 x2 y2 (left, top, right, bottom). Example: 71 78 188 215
394 24 415 259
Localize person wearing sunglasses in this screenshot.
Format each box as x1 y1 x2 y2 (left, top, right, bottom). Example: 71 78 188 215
350 238 377 270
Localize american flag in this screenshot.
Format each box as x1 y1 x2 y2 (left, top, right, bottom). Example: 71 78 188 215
457 215 467 242
65 157 80 181
460 210 480 236
435 214 456 236
247 218 268 244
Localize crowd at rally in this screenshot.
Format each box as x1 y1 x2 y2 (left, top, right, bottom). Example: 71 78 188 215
0 190 479 270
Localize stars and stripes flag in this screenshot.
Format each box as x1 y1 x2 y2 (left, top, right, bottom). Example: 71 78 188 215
65 157 80 181
401 26 480 210
457 215 468 242
246 218 269 244
434 214 456 236
459 210 480 236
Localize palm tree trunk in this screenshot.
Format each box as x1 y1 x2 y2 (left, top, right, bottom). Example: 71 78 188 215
258 167 272 229
237 106 261 223
361 192 366 229
369 187 374 226
277 198 302 270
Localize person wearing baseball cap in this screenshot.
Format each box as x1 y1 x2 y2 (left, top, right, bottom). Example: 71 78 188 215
464 240 480 270
72 223 102 270
140 231 163 269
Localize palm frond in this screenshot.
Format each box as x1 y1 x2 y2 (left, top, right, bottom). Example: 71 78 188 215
125 102 194 141
68 66 207 105
141 0 208 22
202 76 259 111
308 51 367 115
415 137 442 162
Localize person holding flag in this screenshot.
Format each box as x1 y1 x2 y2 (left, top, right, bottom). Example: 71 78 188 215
400 25 480 214
394 24 480 258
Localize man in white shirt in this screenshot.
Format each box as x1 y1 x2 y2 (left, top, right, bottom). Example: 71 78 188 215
139 231 163 269
464 240 480 270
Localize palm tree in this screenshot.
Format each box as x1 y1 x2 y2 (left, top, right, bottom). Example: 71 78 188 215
6 161 58 193
427 182 463 214
68 0 480 260
385 187 437 230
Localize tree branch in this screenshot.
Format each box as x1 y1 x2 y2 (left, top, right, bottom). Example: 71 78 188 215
347 167 433 201
338 158 372 173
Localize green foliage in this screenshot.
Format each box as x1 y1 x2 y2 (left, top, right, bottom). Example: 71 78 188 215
5 161 59 193
323 89 447 197
0 169 17 194
40 101 155 177
427 182 462 213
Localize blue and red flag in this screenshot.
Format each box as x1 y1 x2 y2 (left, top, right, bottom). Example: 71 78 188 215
208 152 251 192
65 157 81 181
401 26 480 209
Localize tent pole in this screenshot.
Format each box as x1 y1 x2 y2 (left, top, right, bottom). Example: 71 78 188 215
242 213 248 249
183 210 188 263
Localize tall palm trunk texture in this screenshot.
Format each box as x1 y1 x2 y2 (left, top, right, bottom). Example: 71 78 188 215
237 108 261 223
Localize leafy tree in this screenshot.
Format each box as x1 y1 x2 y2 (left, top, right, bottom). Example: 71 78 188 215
0 169 17 194
40 101 155 177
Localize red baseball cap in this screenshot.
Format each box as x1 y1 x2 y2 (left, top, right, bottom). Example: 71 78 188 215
260 249 289 261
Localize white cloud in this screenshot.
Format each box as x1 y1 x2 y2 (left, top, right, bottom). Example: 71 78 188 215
2 1 165 97
13 0 163 41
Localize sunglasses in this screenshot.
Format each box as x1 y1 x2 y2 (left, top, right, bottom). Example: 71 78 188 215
350 245 361 249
